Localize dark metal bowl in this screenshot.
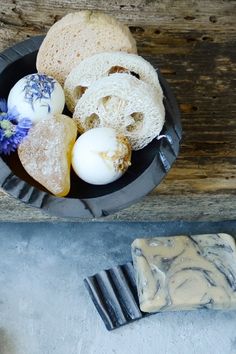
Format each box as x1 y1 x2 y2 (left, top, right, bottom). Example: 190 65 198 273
0 36 182 218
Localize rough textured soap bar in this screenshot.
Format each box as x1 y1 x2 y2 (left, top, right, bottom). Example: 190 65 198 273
131 233 236 313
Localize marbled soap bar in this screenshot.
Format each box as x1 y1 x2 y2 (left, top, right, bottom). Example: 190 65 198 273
131 233 236 313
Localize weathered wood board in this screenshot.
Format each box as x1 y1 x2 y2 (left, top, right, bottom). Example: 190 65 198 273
0 0 235 221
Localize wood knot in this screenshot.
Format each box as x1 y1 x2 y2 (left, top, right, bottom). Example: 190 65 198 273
202 36 214 42
180 103 198 113
184 16 196 20
209 16 217 23
129 26 145 34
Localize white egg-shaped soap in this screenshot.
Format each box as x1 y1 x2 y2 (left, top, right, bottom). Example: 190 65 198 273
7 73 65 124
72 127 131 185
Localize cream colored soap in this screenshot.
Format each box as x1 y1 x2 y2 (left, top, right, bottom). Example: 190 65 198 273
8 73 65 124
131 233 236 313
72 128 131 185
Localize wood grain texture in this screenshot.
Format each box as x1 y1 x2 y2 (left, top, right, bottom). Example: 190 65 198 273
0 0 235 221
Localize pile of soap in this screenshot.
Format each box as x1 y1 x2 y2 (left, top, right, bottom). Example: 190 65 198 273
4 10 166 197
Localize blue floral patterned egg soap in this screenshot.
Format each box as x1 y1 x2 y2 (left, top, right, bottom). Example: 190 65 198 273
7 73 65 124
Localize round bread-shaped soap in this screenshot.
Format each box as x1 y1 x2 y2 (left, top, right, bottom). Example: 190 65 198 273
72 127 131 185
7 73 65 124
36 11 137 85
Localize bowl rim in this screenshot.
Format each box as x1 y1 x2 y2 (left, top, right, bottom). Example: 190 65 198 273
0 36 182 218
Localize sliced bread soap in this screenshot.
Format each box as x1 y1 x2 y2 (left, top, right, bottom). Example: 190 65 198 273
73 73 165 150
64 51 163 112
131 233 236 313
18 114 77 197
36 11 137 85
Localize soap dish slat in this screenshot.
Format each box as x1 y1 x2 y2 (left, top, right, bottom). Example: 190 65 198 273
84 262 151 331
84 262 152 330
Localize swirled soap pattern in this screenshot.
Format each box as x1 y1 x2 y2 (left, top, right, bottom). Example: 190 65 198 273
131 233 236 313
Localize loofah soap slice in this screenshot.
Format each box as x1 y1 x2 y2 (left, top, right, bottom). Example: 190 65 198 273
64 52 163 113
18 114 77 197
73 73 165 150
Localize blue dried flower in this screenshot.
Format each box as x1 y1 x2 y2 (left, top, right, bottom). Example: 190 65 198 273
0 98 32 155
23 74 55 112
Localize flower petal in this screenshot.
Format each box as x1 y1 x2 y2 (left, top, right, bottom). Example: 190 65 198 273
0 98 7 113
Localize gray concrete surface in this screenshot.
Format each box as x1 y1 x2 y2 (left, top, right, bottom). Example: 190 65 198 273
0 221 236 354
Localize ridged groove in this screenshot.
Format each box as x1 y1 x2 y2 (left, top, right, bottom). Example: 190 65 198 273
84 262 151 331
